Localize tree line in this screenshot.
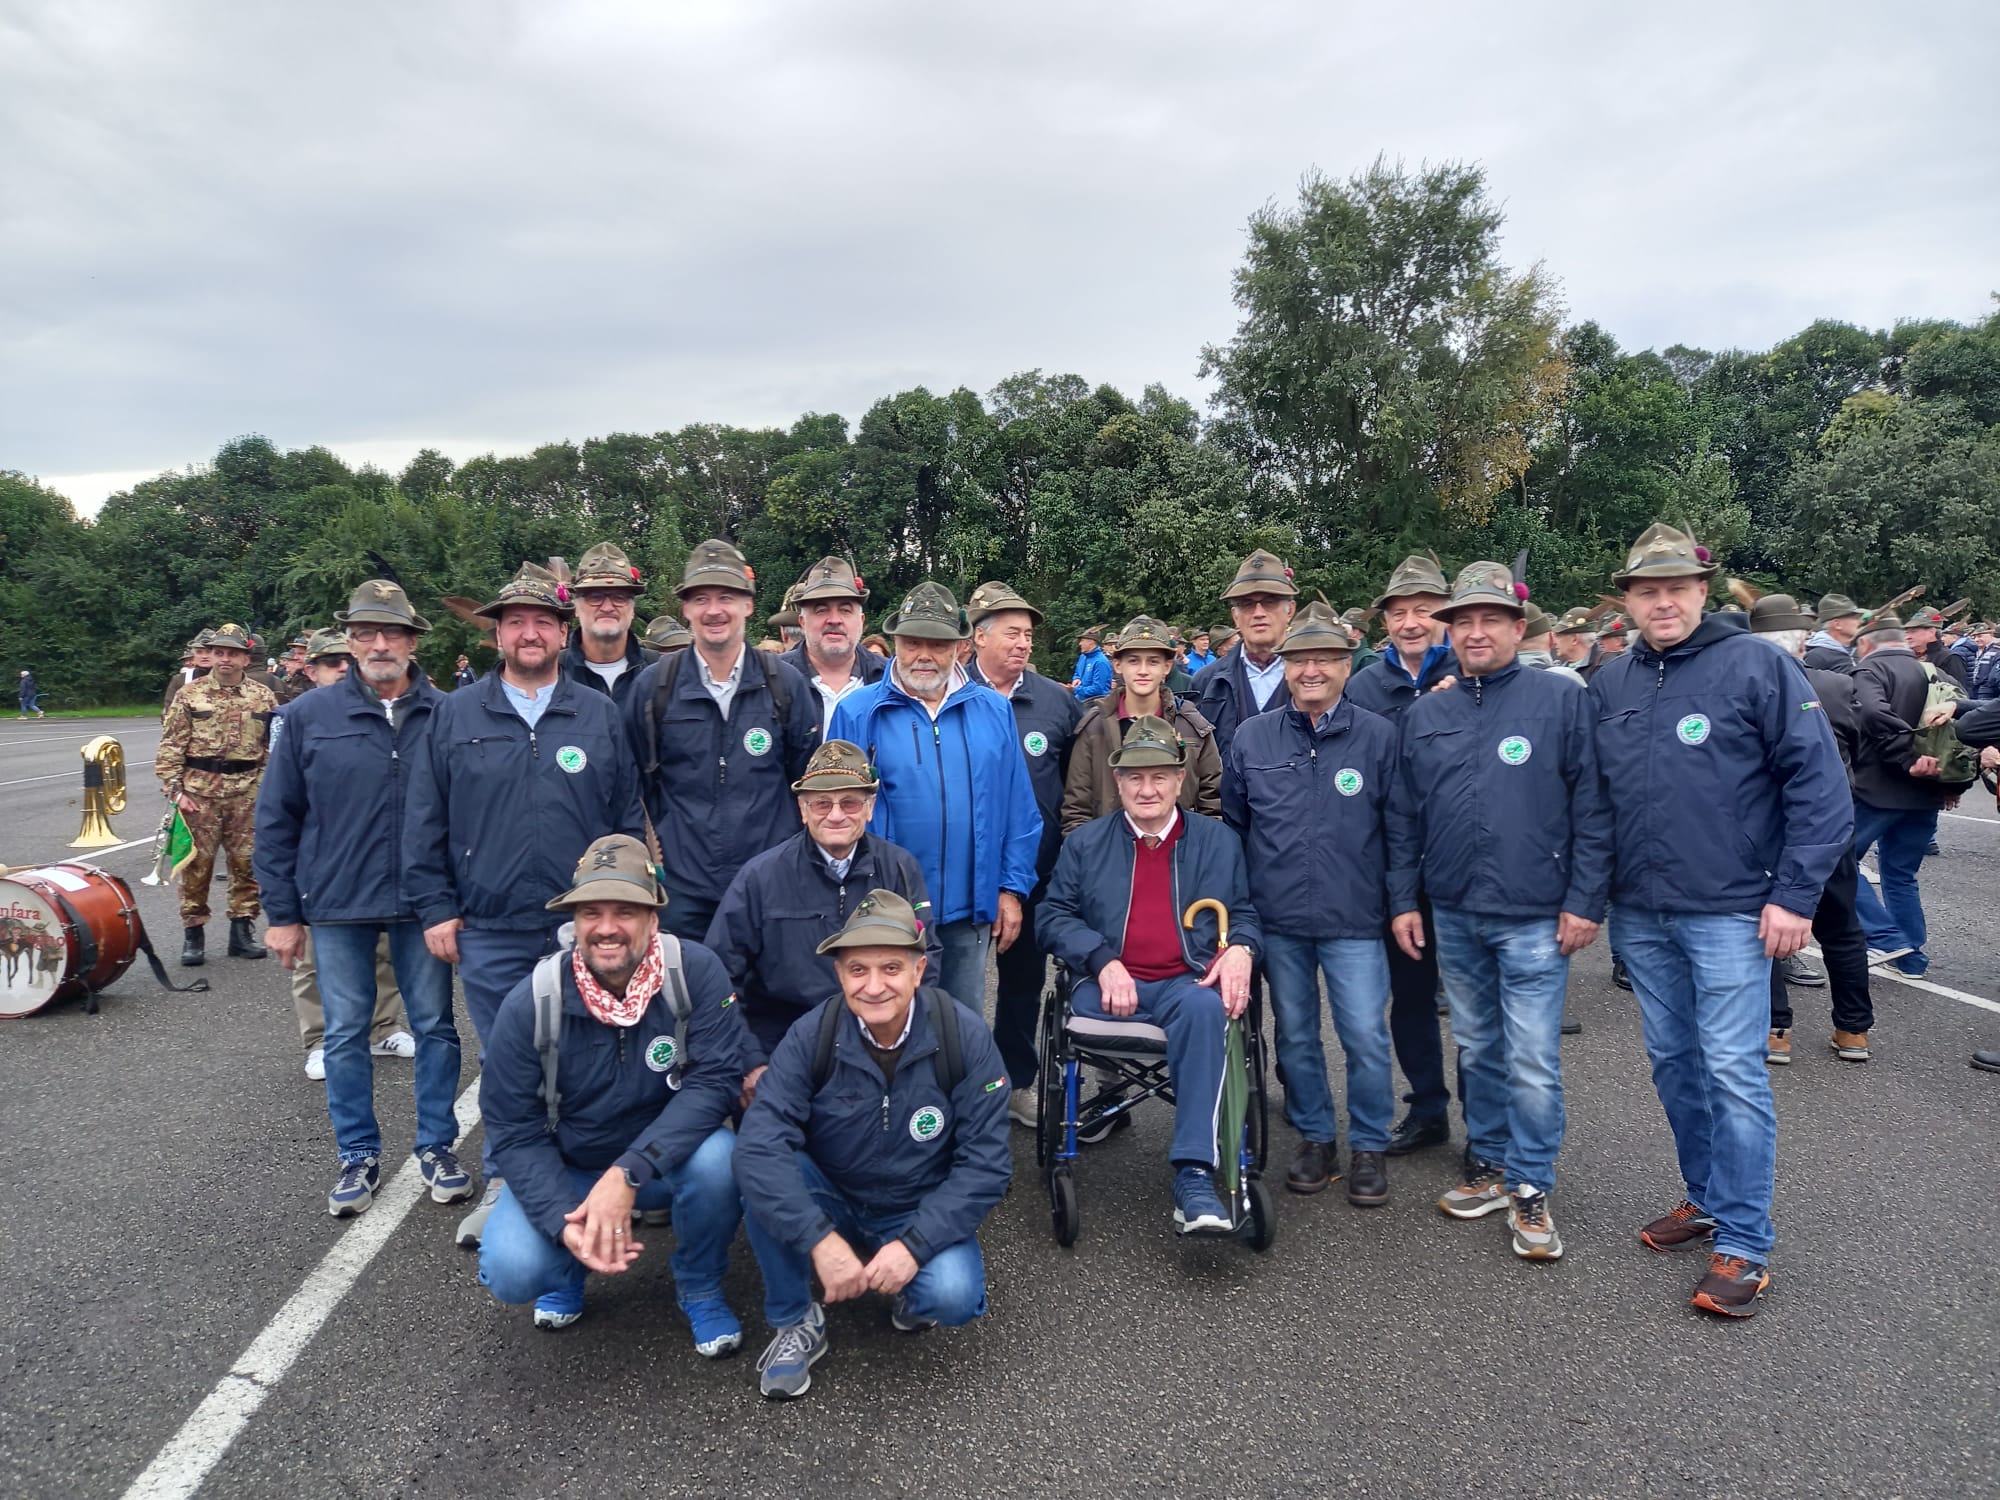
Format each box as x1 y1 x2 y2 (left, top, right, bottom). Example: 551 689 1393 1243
4 158 1998 706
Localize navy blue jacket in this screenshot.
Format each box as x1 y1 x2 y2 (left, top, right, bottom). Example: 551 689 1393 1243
967 660 1082 890
1590 614 1852 918
254 665 443 925
1220 698 1408 940
1041 808 1263 977
1193 644 1293 762
829 670 1042 925
625 646 820 903
403 671 646 930
779 641 886 689
736 991 1011 1265
561 632 659 710
1341 642 1457 722
1974 644 2000 701
481 941 749 1241
704 830 942 1064
1387 662 1613 921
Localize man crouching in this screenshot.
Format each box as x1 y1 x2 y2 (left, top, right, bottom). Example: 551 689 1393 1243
736 890 1011 1400
476 835 751 1356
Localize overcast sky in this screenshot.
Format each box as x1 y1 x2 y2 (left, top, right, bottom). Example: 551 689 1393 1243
4 1 1995 514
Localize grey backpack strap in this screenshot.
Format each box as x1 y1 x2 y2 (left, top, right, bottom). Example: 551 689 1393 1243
532 951 567 1131
658 932 691 1090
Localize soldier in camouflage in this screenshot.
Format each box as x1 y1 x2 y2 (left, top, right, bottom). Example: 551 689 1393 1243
156 622 276 965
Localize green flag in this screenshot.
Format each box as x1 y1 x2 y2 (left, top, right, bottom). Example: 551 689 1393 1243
165 807 195 878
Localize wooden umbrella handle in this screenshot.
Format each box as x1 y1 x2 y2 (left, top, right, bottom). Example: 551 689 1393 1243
1182 897 1229 948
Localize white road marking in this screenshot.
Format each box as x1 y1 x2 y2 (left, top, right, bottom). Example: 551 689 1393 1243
1868 966 2000 1016
13 833 161 864
0 771 73 788
0 728 162 750
1939 811 1998 824
120 1082 483 1500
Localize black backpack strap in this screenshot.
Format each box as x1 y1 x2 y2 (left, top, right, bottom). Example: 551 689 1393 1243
643 650 685 778
810 996 845 1090
925 988 963 1094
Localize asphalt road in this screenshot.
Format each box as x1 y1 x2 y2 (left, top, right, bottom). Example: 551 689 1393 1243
3 716 1997 1499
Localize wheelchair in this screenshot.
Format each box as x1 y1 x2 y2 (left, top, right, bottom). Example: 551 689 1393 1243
1033 957 1275 1251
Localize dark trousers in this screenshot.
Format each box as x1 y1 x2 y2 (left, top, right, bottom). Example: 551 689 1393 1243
1770 848 1874 1033
991 894 1047 1085
661 891 720 945
1385 893 1452 1120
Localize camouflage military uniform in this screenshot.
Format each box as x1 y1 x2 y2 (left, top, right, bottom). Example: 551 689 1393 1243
156 671 277 924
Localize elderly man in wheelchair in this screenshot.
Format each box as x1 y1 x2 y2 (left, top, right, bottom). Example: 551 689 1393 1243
1037 715 1265 1238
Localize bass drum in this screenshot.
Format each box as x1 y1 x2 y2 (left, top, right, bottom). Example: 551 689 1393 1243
0 862 142 1017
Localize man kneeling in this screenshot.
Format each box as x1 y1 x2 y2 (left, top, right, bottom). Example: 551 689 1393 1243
736 891 1010 1400
477 835 751 1355
1039 715 1261 1235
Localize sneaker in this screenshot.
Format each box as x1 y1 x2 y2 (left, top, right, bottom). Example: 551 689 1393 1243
303 1047 326 1081
681 1296 743 1358
890 1295 938 1334
533 1285 584 1331
1765 1029 1792 1066
327 1157 380 1218
456 1177 504 1249
371 1030 416 1058
1438 1160 1510 1219
1970 1050 2000 1074
1508 1188 1564 1260
418 1146 475 1204
1171 1165 1232 1235
1007 1088 1038 1129
1076 1107 1133 1146
757 1303 829 1399
1640 1198 1717 1253
1780 954 1825 988
1866 945 1914 967
1690 1253 1771 1318
1830 1029 1871 1062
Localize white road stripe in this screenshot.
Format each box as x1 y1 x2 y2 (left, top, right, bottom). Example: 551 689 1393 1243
1867 966 2000 1016
120 1082 482 1500
0 771 75 788
1939 811 1998 824
0 728 162 750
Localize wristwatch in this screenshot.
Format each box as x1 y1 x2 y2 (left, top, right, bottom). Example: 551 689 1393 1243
620 1166 642 1190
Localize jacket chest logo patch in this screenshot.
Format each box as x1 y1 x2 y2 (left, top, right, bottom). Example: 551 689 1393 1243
1497 736 1532 765
556 745 587 773
743 727 773 756
645 1035 676 1072
1334 768 1364 796
1023 731 1048 757
909 1105 946 1142
1675 714 1711 746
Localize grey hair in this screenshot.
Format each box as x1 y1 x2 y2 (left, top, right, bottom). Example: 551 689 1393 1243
1754 628 1809 658
1865 628 1908 647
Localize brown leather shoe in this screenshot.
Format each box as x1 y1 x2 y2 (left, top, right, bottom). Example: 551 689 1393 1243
1285 1139 1340 1195
1830 1030 1871 1062
1639 1198 1717 1252
1346 1150 1389 1207
1690 1253 1771 1317
1765 1029 1791 1066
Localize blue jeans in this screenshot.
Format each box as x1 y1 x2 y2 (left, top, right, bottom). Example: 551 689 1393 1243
1430 909 1568 1193
1851 802 1937 973
315 920 461 1165
1610 906 1777 1262
1261 933 1394 1151
742 1153 987 1329
458 924 566 1174
935 919 991 1011
478 1126 741 1309
1071 971 1230 1166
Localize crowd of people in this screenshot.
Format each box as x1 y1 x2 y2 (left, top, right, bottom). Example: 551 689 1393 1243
142 520 2000 1399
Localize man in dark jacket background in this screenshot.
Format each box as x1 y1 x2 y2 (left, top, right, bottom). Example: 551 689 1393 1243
1045 717 1261 1235
560 541 659 708
1192 549 1298 759
780 557 885 732
1340 553 1460 1156
736 891 1010 1401
476 836 749 1351
1803 593 1862 673
255 580 468 1221
1592 525 1850 1319
1389 563 1612 1262
1849 610 1956 977
1223 604 1406 1208
1905 607 1970 692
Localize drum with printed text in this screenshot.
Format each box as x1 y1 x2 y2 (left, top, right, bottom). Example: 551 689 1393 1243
0 862 142 1016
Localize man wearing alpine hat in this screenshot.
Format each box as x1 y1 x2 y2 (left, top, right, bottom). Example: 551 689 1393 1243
560 541 659 707
781 557 885 733
1592 523 1850 1317
736 889 1011 1400
626 539 820 942
1043 715 1262 1235
476 835 751 1349
1388 562 1613 1260
1192 548 1297 761
406 561 648 1244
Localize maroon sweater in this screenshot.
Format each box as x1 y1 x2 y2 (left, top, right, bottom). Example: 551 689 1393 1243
1120 813 1188 981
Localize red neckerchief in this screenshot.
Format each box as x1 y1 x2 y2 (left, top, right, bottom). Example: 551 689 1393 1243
571 935 664 1028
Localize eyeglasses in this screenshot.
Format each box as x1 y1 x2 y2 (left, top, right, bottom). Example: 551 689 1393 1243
346 627 410 643
802 795 871 817
576 589 631 605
